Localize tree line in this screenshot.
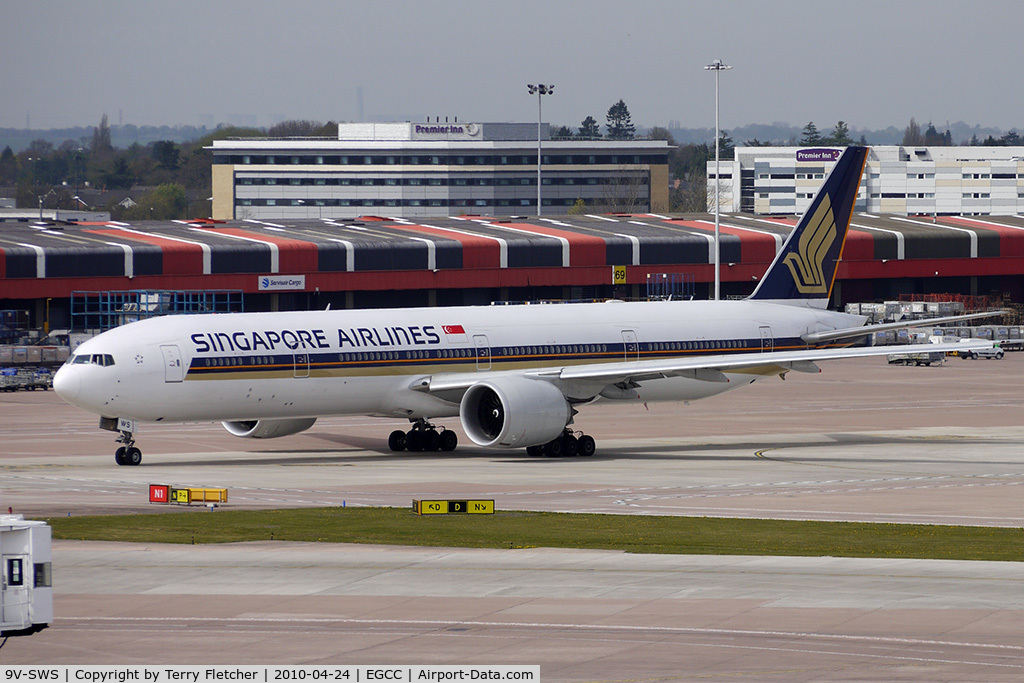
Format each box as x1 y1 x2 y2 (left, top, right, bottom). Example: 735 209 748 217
3 108 1020 220
0 116 333 220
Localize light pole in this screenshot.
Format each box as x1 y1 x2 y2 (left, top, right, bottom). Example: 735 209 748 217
705 59 731 300
75 148 82 198
38 188 56 220
527 83 553 216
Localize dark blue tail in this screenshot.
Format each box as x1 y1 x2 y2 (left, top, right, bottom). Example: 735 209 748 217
748 146 868 306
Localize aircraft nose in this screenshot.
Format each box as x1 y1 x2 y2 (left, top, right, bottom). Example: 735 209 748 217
53 366 80 401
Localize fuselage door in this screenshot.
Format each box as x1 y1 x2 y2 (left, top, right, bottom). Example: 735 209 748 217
759 325 774 352
2 555 29 626
474 334 491 371
621 330 639 361
294 352 310 378
159 344 184 383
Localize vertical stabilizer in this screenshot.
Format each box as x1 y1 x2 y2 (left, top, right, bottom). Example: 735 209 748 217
748 146 868 307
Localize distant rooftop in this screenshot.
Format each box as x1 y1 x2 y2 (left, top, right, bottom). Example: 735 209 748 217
337 122 545 142
0 208 110 223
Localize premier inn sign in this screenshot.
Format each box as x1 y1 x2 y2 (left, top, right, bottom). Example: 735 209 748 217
796 148 842 162
411 123 481 140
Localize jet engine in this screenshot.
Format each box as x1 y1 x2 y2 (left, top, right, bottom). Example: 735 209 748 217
459 376 570 448
222 418 317 439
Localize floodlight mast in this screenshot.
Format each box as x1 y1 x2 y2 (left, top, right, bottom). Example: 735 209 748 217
704 59 731 301
528 84 554 216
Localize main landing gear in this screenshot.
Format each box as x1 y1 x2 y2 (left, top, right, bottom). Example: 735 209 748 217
526 429 596 458
388 419 459 453
114 430 142 466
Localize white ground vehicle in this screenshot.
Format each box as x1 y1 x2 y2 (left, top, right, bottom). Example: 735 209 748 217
958 340 1004 360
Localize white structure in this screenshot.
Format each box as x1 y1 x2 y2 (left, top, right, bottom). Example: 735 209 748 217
210 122 670 220
709 146 1024 216
1 515 52 637
0 208 110 223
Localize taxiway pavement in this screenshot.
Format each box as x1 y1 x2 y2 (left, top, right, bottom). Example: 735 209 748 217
2 354 1023 679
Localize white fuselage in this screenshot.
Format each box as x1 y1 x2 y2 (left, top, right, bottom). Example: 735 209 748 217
53 299 861 425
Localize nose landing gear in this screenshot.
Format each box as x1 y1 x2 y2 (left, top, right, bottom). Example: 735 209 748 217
114 430 142 466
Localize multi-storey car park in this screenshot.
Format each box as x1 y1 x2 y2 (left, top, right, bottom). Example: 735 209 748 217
710 145 1024 216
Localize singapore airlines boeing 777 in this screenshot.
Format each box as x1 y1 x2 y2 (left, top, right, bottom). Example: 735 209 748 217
53 146 995 464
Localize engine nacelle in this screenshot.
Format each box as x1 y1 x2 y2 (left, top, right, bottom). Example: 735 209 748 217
222 418 317 439
460 376 570 448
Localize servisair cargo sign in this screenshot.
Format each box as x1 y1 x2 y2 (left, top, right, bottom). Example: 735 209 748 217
258 275 305 291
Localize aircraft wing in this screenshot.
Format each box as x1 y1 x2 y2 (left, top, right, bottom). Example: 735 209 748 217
802 310 1008 345
419 338 994 395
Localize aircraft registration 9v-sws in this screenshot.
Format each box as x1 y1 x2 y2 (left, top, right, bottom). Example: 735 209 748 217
52 146 996 465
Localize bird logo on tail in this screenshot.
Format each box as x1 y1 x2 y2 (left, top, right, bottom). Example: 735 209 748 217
781 193 836 294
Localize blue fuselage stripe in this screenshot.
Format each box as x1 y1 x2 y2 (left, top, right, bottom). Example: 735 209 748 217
186 337 814 377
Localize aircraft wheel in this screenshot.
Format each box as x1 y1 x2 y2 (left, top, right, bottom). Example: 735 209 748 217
125 447 143 466
544 438 563 457
115 447 127 466
578 435 596 457
526 445 543 457
439 429 458 452
561 434 579 457
405 430 424 452
388 430 407 452
423 429 440 452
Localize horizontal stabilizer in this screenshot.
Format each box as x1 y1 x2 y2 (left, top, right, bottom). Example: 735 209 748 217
802 310 1009 345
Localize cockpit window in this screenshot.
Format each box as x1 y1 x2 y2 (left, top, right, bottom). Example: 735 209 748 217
68 354 115 366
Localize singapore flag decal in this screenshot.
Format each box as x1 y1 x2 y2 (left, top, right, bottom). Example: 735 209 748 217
442 324 469 343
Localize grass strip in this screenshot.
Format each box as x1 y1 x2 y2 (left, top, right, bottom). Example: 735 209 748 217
44 507 1024 562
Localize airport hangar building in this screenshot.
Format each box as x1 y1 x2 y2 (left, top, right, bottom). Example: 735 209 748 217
2 206 1024 334
2 132 1024 331
209 122 671 220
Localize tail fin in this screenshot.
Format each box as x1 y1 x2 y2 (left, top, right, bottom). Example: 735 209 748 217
748 145 869 307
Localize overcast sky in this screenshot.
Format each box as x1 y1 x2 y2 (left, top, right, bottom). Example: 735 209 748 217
4 0 1022 134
